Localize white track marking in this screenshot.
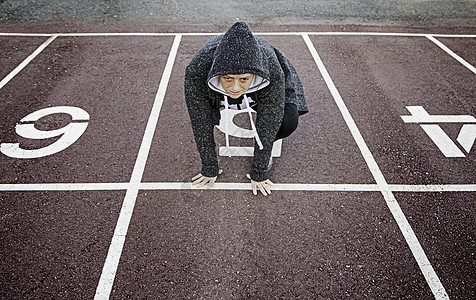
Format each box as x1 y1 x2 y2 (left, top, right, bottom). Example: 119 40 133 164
401 106 475 157
401 106 476 123
1 106 90 159
302 34 449 300
0 35 57 90
426 35 476 75
0 183 131 191
0 32 475 37
0 182 475 192
420 124 466 157
388 184 476 192
93 34 182 300
457 124 476 153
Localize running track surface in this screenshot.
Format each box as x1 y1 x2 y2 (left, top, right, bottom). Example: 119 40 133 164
0 30 475 299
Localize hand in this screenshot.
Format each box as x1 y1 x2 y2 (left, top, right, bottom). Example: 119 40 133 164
246 174 275 196
192 169 223 189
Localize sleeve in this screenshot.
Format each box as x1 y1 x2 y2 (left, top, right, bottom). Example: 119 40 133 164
184 54 220 177
273 47 308 115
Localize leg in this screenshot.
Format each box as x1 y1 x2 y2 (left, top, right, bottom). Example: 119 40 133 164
275 103 299 141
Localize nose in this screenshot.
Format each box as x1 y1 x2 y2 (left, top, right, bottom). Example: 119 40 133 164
232 79 241 91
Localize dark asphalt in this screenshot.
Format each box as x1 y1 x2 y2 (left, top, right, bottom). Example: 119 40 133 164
1 0 475 28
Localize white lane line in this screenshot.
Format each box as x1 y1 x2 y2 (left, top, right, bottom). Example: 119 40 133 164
1 32 476 38
302 34 449 300
427 35 476 75
0 183 130 191
145 183 476 192
94 34 182 300
143 183 476 192
389 184 476 192
0 33 54 36
0 183 475 192
0 35 57 90
142 182 382 191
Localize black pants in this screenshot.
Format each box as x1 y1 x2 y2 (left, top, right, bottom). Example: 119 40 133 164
275 103 299 141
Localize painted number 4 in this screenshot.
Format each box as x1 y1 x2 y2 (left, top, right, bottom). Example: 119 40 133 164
1 106 89 159
402 106 476 157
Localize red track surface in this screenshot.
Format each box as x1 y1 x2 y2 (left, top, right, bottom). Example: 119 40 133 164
1 27 474 299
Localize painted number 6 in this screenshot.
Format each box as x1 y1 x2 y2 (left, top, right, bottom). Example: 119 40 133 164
1 106 89 159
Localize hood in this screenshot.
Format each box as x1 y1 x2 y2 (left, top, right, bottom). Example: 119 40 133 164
207 22 269 156
207 22 270 88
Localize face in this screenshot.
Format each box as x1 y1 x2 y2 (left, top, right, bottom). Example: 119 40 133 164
219 73 254 99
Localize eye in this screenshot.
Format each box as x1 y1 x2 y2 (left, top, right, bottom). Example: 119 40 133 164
223 76 232 81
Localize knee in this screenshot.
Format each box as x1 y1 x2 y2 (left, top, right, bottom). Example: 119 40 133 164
275 103 299 140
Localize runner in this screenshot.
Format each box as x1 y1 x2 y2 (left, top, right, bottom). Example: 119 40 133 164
185 21 309 195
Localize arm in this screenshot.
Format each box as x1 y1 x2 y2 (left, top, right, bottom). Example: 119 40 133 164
273 47 308 115
184 56 220 177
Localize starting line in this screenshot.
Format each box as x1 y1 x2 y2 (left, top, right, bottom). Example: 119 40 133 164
2 31 475 300
0 182 475 192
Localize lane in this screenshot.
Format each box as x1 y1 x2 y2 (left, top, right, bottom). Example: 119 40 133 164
305 34 448 299
142 34 375 185
112 190 433 299
309 34 475 299
310 35 475 185
0 36 174 183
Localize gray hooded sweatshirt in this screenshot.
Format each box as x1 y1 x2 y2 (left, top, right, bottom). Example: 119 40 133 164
185 22 308 182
